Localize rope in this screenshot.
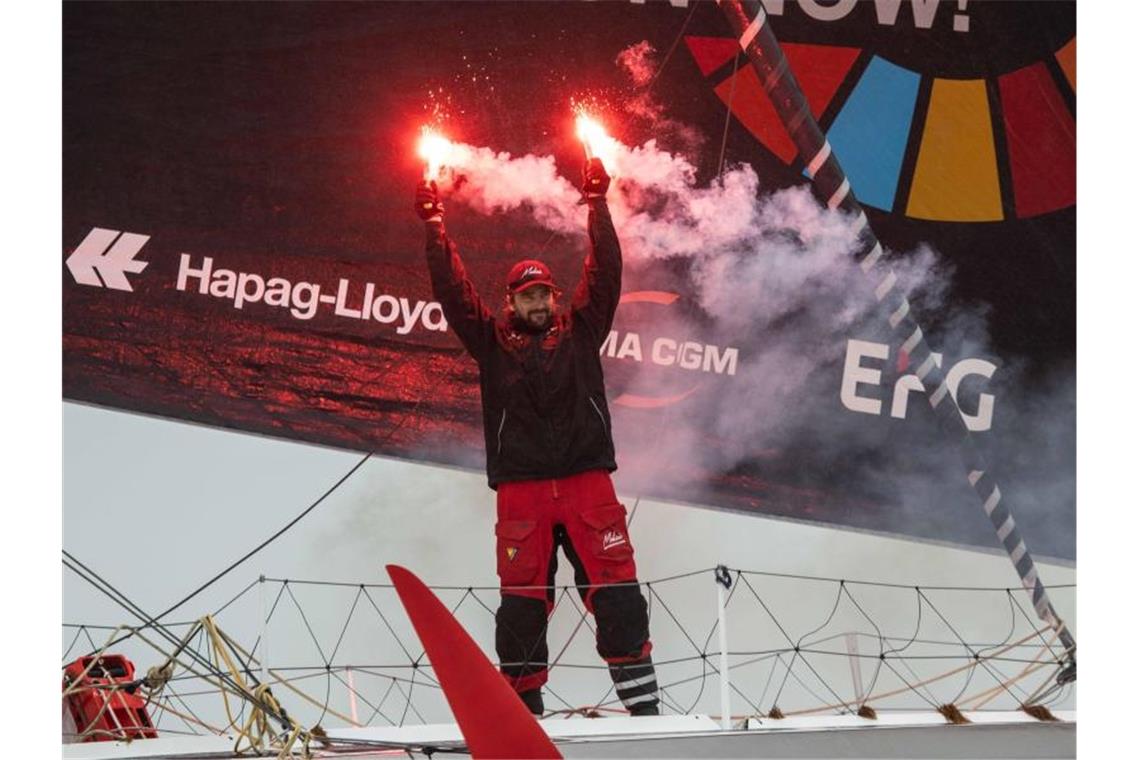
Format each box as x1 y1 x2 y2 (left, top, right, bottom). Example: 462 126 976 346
202 615 314 758
645 0 703 93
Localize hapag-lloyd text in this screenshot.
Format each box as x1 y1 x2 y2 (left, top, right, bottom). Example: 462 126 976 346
176 255 448 334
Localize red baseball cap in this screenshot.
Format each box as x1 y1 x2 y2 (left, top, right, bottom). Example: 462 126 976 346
506 259 559 294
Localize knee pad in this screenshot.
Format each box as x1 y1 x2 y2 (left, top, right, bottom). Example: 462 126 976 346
495 594 550 675
590 584 651 660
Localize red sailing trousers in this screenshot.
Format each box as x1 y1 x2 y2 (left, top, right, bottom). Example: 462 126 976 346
493 469 653 693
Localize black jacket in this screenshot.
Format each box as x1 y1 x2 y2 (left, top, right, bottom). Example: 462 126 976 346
425 198 621 487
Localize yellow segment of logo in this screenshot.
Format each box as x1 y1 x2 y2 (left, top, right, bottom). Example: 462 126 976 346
506 546 518 562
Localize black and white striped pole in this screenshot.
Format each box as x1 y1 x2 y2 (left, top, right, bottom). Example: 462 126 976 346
714 0 1076 680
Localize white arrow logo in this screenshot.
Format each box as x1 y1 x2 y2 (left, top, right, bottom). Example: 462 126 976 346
66 228 150 292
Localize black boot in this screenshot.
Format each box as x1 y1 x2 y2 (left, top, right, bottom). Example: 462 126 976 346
518 688 544 716
607 656 660 717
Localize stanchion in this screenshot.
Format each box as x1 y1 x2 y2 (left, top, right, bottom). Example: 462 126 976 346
715 565 733 730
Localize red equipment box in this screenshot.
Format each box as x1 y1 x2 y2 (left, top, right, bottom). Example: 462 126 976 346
63 655 157 742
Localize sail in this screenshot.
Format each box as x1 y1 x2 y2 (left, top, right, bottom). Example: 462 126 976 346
63 1 1075 561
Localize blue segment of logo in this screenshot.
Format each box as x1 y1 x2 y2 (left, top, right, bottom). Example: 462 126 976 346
826 57 921 212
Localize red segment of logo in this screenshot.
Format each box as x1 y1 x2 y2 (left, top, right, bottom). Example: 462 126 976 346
998 61 1076 219
688 37 861 165
684 35 739 77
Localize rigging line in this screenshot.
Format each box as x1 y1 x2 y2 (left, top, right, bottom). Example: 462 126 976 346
717 51 741 181
647 584 705 655
627 495 641 527
757 653 782 710
783 645 857 716
1007 589 1071 662
896 650 944 707
362 585 423 666
701 658 766 716
245 578 289 678
328 586 366 666
957 591 1022 706
779 658 837 713
740 628 1050 652
1036 680 1068 708
312 659 335 733
732 567 1076 593
274 667 440 689
966 641 1061 710
261 565 714 589
395 668 427 726
276 585 338 729
533 587 588 669
63 625 87 661
879 659 941 710
657 686 688 717
158 448 374 623
872 588 926 701
363 677 401 727
81 625 99 653
646 0 703 93
210 577 261 618
737 573 799 649
284 583 331 667
795 581 845 649
73 449 375 658
770 645 799 707
536 682 576 716
330 669 383 727
62 556 287 729
949 658 981 707
1014 663 1066 709
153 688 220 736
917 589 1032 705
548 587 591 672
835 582 886 703
63 620 199 630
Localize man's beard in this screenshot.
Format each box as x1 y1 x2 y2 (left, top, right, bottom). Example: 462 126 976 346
525 309 551 329
513 308 551 332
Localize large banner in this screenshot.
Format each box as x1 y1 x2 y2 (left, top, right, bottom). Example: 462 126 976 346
63 1 1075 559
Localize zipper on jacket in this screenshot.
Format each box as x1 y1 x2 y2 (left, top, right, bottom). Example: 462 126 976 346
532 335 556 449
588 396 608 435
496 409 507 455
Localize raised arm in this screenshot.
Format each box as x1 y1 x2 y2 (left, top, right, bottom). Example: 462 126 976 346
571 159 621 342
416 181 494 359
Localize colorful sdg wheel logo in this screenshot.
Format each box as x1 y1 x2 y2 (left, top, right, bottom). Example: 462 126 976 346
684 33 1075 222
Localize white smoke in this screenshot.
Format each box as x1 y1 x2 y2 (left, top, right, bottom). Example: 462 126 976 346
442 143 583 234
434 134 940 349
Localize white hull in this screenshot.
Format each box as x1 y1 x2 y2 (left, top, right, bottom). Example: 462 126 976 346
62 710 1075 759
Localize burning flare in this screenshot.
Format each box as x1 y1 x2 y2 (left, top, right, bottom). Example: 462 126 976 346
417 126 454 181
574 112 619 176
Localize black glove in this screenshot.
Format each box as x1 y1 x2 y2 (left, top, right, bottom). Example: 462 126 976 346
583 158 610 199
415 180 444 222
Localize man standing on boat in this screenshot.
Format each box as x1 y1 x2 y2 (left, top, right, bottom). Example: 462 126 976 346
413 159 659 717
